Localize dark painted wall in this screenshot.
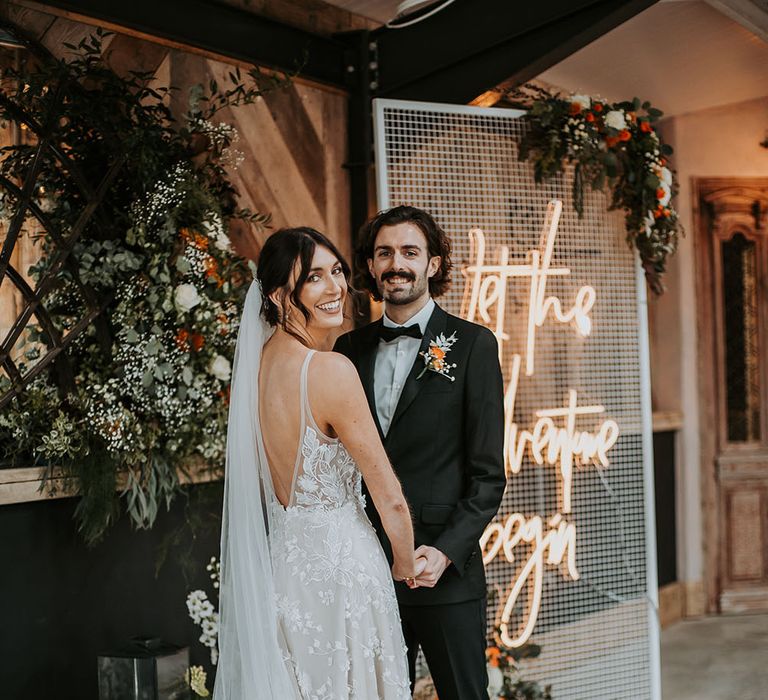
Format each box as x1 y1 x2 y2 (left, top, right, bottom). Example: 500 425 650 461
653 430 678 587
1 433 678 697
0 483 222 700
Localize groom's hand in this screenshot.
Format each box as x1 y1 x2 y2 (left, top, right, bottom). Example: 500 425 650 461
413 545 451 588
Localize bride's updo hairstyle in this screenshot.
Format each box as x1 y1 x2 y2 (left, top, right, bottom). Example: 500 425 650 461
257 227 352 342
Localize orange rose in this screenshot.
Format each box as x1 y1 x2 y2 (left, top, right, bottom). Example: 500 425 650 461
639 121 653 134
568 102 582 115
585 112 595 123
175 328 190 350
605 135 620 148
619 129 631 142
656 188 666 200
432 347 446 360
191 333 205 351
486 646 502 668
593 102 603 112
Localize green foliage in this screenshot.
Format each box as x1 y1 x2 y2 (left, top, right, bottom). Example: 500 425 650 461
0 28 284 543
512 85 682 294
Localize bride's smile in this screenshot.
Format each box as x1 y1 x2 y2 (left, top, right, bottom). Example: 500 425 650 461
296 245 347 335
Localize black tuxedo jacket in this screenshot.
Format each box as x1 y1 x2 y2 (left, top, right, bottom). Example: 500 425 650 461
334 303 506 605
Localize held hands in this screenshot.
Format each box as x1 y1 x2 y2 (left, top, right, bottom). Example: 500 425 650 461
393 556 427 588
393 546 451 588
411 545 451 588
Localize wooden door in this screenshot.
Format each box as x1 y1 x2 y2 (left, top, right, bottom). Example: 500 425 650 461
697 178 768 613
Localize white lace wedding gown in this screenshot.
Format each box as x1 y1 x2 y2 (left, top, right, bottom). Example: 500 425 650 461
268 350 412 700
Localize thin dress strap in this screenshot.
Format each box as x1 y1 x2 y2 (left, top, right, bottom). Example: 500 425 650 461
287 350 315 506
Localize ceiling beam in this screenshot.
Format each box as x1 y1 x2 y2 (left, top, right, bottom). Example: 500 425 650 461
372 0 659 104
706 0 768 43
27 0 349 88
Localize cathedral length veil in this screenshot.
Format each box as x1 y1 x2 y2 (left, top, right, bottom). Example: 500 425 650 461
213 280 296 698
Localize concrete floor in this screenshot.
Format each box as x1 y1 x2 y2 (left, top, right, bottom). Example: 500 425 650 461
661 613 768 699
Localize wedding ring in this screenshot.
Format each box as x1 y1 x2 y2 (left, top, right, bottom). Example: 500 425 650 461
405 576 415 586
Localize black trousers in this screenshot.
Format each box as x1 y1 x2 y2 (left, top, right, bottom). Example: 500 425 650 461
399 598 489 700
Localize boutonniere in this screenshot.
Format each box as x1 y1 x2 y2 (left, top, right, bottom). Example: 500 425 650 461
417 332 458 382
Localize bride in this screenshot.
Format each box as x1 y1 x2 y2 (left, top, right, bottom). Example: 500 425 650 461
213 227 419 699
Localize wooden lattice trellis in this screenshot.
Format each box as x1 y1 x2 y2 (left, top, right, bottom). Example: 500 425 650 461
0 21 125 412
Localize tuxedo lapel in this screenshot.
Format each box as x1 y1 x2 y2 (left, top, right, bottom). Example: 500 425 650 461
356 320 385 439
388 304 448 432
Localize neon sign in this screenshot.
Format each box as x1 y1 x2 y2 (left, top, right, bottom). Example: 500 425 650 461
465 200 620 648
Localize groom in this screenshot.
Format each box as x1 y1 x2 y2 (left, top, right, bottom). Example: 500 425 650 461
334 206 506 699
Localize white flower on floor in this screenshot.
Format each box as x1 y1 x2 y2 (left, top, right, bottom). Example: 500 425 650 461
186 588 219 665
175 283 201 312
187 590 214 624
185 665 210 697
487 664 504 698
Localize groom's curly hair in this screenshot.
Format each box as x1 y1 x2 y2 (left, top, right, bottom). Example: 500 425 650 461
355 205 452 301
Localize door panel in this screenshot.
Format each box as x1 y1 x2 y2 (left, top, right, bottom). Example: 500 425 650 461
698 179 768 613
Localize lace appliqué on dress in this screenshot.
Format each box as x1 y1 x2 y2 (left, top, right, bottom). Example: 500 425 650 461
271 352 410 700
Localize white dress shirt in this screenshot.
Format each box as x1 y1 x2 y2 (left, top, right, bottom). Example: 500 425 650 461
374 298 435 435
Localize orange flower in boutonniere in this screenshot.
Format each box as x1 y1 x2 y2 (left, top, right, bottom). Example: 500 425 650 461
417 332 458 381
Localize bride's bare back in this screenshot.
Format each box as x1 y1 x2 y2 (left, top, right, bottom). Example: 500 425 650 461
259 337 339 506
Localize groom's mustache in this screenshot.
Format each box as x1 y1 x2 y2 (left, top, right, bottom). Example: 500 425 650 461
381 270 416 283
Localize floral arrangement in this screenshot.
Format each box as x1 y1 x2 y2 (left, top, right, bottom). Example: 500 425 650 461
413 640 551 700
417 332 458 381
184 555 220 697
0 28 280 542
186 556 221 666
486 641 552 699
512 85 681 294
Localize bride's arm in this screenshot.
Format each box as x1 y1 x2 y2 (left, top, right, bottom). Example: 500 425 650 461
311 352 417 582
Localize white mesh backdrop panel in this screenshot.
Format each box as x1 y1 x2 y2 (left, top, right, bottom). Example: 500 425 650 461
373 99 660 700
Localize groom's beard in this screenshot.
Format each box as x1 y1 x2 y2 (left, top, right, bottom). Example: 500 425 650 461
377 268 429 305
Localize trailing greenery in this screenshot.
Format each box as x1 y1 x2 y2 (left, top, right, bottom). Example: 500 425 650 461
0 28 282 543
511 84 681 294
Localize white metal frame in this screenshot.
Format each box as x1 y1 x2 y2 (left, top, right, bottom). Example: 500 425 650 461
372 97 662 700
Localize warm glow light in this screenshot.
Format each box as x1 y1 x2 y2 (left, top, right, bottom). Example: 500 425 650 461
480 512 579 648
465 200 620 648
462 200 596 376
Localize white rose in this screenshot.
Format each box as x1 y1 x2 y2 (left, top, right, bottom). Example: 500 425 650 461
570 94 591 111
175 283 201 312
658 180 671 207
201 214 222 237
659 166 672 186
214 231 232 253
643 210 656 237
209 354 231 381
487 665 504 698
604 110 627 131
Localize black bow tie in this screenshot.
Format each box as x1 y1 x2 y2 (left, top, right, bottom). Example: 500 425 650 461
379 323 422 343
